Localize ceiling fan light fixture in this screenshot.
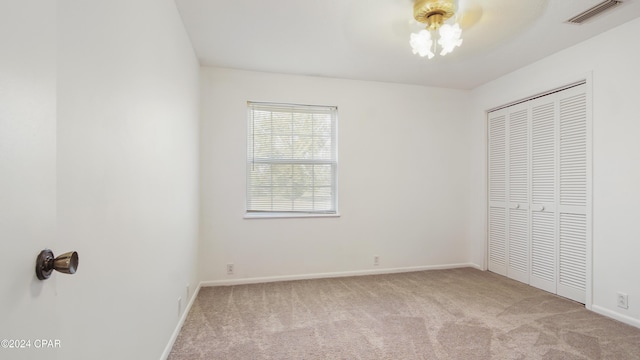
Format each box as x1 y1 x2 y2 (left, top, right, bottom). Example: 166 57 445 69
410 0 463 59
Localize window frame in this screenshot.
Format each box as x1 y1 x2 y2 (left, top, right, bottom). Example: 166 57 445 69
244 101 339 219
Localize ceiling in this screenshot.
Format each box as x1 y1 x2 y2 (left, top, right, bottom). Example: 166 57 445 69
174 0 640 89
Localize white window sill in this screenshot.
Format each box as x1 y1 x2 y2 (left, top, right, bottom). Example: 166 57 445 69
244 212 341 219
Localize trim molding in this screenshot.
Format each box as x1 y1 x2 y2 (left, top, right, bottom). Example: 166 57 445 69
160 283 202 360
200 263 482 287
591 305 640 329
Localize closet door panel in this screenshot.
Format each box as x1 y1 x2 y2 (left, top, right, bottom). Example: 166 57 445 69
557 89 587 304
530 99 557 293
489 207 507 274
531 211 556 292
488 111 508 275
508 207 529 282
559 213 587 303
559 92 587 208
507 108 530 283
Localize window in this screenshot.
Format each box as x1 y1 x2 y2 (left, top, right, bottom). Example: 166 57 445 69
246 102 338 217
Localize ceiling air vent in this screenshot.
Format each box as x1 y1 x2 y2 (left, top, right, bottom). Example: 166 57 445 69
566 0 623 24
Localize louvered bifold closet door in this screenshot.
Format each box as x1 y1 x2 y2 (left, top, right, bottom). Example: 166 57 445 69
488 110 508 276
557 85 588 304
529 97 557 294
507 108 530 283
487 83 588 304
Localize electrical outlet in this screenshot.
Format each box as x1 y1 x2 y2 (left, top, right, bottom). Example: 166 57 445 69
178 297 182 316
617 292 629 309
373 255 380 266
227 263 234 275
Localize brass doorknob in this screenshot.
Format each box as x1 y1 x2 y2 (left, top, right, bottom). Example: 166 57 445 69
35 249 79 280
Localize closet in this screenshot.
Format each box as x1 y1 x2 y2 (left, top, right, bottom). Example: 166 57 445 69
488 83 590 304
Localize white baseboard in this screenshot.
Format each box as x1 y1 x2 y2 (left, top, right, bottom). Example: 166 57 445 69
591 304 640 329
200 262 482 287
160 283 202 360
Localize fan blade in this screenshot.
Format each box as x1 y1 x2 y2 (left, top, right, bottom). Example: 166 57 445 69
456 0 483 29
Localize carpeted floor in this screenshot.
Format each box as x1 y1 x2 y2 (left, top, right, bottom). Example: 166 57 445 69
168 268 640 359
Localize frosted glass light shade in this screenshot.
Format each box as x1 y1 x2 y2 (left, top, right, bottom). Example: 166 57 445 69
409 30 435 59
438 23 463 56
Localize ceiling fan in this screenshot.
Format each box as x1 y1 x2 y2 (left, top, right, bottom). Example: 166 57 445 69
409 0 483 58
343 0 545 61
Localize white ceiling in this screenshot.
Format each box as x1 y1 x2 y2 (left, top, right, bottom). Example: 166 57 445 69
174 0 640 89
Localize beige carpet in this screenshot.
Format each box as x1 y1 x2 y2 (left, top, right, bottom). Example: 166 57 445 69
168 268 640 359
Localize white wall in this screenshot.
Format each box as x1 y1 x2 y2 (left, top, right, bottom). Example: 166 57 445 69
200 67 474 283
469 17 640 326
0 2 58 360
4 1 198 359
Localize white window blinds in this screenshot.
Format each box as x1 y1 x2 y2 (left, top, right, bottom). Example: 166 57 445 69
247 102 337 215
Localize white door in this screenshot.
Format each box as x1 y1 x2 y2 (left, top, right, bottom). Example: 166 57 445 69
0 2 61 359
529 96 557 294
488 111 508 276
557 87 589 304
507 108 530 283
488 106 532 284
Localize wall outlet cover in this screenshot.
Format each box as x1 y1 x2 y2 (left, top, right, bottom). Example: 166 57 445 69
617 292 629 309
